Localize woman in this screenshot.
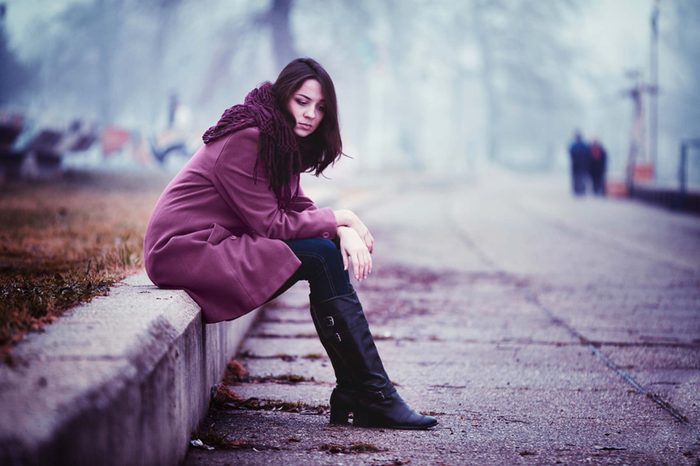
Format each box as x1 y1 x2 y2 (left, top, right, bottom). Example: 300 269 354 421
144 58 437 430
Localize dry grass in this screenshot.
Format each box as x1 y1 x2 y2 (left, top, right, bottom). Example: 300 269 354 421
0 169 171 363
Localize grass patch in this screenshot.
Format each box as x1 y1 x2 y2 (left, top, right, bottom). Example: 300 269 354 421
0 169 171 363
237 351 326 362
210 383 244 407
319 442 385 454
221 357 314 385
215 396 329 415
222 359 249 384
247 373 313 384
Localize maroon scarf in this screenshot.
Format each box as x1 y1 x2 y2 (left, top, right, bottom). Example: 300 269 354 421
202 82 302 207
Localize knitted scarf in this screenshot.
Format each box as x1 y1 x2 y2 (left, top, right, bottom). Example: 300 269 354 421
202 82 302 207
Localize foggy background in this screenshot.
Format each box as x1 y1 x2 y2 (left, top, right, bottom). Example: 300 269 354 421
2 0 699 185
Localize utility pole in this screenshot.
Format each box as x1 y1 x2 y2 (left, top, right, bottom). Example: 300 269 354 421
622 70 657 193
649 0 660 181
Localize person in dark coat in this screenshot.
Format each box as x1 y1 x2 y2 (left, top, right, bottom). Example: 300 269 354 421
568 131 590 196
589 138 607 196
144 58 437 430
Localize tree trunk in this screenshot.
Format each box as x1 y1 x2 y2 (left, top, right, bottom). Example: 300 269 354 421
96 0 120 126
267 0 298 72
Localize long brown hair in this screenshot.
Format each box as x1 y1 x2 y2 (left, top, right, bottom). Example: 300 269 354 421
204 58 343 207
269 58 343 184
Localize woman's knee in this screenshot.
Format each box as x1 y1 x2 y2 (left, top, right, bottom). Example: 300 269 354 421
302 239 350 297
313 238 341 259
286 238 342 271
303 239 342 270
286 238 351 299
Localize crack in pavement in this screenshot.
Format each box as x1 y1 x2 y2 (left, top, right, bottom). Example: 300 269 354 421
525 292 690 425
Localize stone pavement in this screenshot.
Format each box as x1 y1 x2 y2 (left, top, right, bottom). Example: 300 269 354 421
185 169 700 465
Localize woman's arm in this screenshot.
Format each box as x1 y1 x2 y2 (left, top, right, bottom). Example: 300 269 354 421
287 181 318 212
284 180 375 253
337 226 372 280
210 128 336 241
334 209 374 253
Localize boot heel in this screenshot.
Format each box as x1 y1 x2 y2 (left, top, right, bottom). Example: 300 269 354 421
329 405 351 425
329 392 352 425
351 407 377 427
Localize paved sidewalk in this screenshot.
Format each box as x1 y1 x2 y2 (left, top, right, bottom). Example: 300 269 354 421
186 171 700 465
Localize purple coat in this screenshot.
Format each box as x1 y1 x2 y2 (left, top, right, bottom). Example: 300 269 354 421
143 127 337 323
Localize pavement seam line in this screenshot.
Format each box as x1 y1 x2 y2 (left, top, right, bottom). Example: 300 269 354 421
446 206 499 270
525 292 690 425
447 192 691 425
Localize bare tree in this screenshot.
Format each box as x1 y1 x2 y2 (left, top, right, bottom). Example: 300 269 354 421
265 0 298 72
198 0 299 105
0 3 35 106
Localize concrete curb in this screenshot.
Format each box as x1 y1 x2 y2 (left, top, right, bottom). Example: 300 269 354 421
0 272 261 466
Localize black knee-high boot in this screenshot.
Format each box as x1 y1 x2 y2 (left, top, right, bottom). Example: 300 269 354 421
310 291 438 430
308 302 356 423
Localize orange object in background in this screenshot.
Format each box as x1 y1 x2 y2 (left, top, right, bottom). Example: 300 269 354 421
606 180 628 197
633 162 654 182
101 127 130 155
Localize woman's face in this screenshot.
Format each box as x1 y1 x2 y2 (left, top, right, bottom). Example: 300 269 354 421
287 79 325 137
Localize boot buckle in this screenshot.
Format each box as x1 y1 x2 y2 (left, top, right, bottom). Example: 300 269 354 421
324 316 335 327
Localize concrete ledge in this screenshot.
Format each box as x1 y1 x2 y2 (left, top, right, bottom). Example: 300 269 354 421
0 272 260 466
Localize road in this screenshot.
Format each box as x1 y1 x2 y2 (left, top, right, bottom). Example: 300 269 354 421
185 168 700 465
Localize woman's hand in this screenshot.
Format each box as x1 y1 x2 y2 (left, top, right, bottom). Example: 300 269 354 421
334 209 375 253
337 226 372 281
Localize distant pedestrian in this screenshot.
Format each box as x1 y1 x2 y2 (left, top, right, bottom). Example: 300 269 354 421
143 58 437 430
589 138 607 196
151 91 195 164
568 131 590 196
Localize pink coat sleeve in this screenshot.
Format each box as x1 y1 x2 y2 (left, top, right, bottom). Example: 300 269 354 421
211 127 337 241
288 182 318 212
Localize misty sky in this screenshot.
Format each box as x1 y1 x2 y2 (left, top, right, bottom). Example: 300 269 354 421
6 0 653 73
3 0 697 186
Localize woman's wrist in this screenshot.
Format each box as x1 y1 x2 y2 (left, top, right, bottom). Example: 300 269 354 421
336 225 352 238
334 209 356 227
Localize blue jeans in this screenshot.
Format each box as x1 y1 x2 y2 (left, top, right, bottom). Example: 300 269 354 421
268 238 352 303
